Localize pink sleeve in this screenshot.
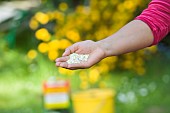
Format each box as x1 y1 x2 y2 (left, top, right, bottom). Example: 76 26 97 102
135 0 170 45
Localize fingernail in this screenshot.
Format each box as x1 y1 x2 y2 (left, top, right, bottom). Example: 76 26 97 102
62 53 66 57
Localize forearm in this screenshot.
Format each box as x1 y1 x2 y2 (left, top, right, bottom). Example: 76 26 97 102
97 20 154 57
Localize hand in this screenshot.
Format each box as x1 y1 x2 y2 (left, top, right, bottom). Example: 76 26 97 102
55 40 105 70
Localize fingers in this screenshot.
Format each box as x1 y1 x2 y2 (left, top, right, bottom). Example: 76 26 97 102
56 52 95 70
56 58 91 69
62 48 71 57
62 43 79 57
67 62 90 69
55 41 97 69
55 56 69 68
56 43 80 69
56 62 68 68
56 56 69 62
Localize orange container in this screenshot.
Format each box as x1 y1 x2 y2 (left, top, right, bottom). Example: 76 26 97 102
43 79 70 110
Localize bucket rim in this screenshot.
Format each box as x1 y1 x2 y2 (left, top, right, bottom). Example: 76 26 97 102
71 88 116 101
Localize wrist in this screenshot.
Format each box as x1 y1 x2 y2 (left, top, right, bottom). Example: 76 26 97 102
96 34 121 57
95 40 109 58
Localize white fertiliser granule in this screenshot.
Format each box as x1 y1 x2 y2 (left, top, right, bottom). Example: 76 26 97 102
67 53 89 64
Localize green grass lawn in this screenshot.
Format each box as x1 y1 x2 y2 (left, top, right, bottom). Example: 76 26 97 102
0 49 170 113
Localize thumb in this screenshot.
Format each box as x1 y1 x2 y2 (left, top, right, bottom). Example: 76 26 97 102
62 44 79 56
62 48 71 56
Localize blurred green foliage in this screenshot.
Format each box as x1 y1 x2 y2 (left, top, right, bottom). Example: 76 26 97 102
0 0 170 113
0 50 170 113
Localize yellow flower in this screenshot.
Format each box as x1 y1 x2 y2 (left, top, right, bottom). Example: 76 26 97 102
35 12 49 24
66 30 80 42
59 2 68 12
54 11 64 23
124 53 134 60
122 60 133 69
95 31 105 40
90 10 100 22
135 58 144 67
98 0 107 10
95 26 109 40
79 71 88 81
29 18 39 30
102 56 117 64
90 0 97 9
146 46 157 53
80 81 89 90
136 67 146 75
27 49 37 60
123 1 136 11
48 39 60 50
76 5 84 13
58 39 72 49
89 69 100 84
112 56 118 63
58 67 74 75
99 81 106 88
48 50 59 61
110 0 118 5
102 11 112 20
35 28 51 41
47 11 55 20
83 21 92 31
98 64 110 73
117 4 125 12
38 42 49 53
136 50 144 57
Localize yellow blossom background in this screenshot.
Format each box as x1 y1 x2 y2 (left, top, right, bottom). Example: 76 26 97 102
1 0 170 113
28 0 156 89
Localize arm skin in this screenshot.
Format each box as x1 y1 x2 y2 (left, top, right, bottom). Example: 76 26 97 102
55 20 154 69
97 20 154 57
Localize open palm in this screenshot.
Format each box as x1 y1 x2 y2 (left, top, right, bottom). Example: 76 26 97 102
55 40 105 70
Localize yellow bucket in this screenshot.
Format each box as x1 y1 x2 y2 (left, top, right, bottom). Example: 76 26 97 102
72 89 115 113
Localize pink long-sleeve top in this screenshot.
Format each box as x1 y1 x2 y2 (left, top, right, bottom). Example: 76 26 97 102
135 0 170 45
